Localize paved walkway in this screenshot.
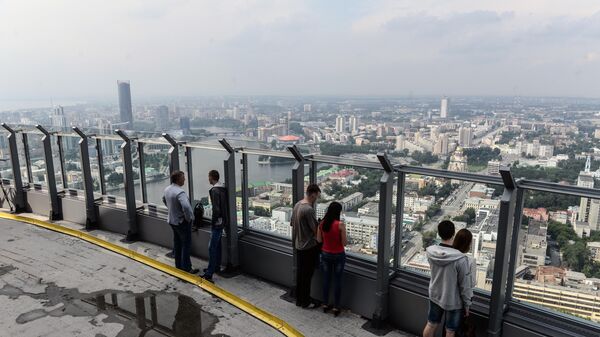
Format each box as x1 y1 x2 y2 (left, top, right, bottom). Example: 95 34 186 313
0 214 414 337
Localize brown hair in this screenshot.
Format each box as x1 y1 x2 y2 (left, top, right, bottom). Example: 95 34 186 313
306 184 321 196
452 228 473 253
170 170 185 184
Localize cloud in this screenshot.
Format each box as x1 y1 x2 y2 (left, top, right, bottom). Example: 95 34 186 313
0 1 600 99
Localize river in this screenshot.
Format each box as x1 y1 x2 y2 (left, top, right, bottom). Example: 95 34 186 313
112 141 297 204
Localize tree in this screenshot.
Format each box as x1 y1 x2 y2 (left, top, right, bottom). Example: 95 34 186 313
250 206 271 217
422 230 437 248
563 241 590 271
453 207 476 226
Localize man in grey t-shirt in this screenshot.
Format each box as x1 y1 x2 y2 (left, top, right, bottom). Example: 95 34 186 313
291 184 321 308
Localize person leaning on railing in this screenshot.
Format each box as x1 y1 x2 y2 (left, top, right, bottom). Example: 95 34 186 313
162 171 199 275
291 183 321 308
316 201 347 317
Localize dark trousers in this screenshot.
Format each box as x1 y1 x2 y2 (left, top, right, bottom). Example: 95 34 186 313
296 245 320 306
205 227 223 277
321 252 345 308
171 221 192 272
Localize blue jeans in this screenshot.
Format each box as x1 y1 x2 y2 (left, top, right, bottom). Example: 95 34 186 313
427 300 463 332
205 227 222 277
321 252 345 308
171 221 192 272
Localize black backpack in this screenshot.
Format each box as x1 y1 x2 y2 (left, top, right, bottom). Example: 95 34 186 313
194 203 204 227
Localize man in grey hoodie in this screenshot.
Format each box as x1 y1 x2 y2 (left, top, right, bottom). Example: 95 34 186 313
423 220 473 337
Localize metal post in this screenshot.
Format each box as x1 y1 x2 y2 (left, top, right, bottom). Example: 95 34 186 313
116 129 139 241
137 142 148 203
488 167 517 337
505 186 525 303
309 160 317 186
370 153 394 330
36 125 61 220
393 171 406 270
96 138 107 195
57 135 68 188
288 145 305 206
1 123 27 212
22 133 33 184
287 145 305 300
162 133 180 173
185 146 194 201
219 139 240 274
241 153 249 230
73 127 98 229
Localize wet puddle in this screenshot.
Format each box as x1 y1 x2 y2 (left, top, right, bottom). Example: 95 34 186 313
0 275 228 337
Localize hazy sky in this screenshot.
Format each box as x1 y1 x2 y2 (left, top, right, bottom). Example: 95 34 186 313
1 0 600 100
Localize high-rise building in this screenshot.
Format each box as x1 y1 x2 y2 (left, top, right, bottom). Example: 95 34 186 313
433 134 449 155
51 105 67 129
349 116 358 134
440 97 449 118
303 104 312 112
458 125 473 147
335 115 345 133
180 117 191 134
117 80 133 128
395 135 405 151
97 119 115 156
155 105 169 130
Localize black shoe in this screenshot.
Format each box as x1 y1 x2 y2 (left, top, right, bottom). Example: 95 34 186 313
322 304 332 313
201 274 214 283
166 252 174 259
332 308 341 317
187 268 200 274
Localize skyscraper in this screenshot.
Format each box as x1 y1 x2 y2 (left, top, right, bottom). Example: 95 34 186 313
349 115 358 134
97 119 115 156
156 105 169 130
51 105 67 130
335 115 345 133
117 80 133 128
458 125 473 147
440 97 449 118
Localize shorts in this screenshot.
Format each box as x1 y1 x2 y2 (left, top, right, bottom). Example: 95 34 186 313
427 300 463 332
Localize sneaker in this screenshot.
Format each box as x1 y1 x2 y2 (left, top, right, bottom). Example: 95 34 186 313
165 252 174 259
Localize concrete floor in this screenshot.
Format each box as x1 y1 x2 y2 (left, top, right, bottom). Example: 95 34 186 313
0 215 414 337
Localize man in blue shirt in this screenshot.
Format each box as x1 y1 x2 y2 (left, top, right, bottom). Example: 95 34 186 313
163 171 199 274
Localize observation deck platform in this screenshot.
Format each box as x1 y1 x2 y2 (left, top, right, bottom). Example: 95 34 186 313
0 214 413 337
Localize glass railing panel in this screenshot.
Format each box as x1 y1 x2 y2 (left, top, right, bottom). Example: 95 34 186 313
246 153 295 238
102 138 126 198
188 147 230 221
314 163 383 261
511 186 600 326
50 135 64 190
140 143 170 205
399 174 503 293
25 133 46 187
61 135 84 190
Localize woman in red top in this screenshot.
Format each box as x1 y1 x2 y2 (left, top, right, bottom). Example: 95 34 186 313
317 201 347 316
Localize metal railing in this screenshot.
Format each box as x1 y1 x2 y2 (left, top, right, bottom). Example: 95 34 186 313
1 123 600 336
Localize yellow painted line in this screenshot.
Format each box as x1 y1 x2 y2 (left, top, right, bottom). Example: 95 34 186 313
0 212 303 337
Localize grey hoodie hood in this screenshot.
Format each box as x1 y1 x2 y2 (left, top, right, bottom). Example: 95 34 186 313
426 245 465 266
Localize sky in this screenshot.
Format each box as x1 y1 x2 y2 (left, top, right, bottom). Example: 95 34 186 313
1 0 600 100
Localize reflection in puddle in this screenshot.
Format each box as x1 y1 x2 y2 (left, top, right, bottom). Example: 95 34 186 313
0 280 227 337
